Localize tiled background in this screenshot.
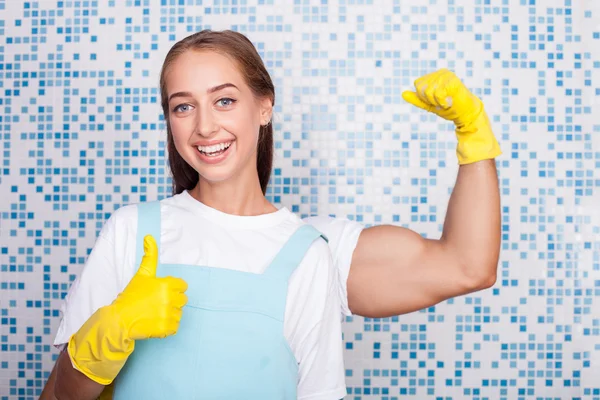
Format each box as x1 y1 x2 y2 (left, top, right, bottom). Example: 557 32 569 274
1 0 599 398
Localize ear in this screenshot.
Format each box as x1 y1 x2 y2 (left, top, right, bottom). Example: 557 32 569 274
258 97 273 126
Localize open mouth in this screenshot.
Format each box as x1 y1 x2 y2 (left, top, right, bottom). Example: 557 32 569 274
197 141 233 157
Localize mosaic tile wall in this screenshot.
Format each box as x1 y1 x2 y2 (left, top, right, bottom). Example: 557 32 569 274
1 0 599 398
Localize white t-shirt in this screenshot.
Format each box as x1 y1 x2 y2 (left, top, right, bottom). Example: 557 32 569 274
54 191 363 400
303 215 363 317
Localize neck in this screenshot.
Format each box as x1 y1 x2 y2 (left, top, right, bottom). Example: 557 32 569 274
189 169 276 216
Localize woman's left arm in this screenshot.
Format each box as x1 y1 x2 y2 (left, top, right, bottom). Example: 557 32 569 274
347 159 500 318
346 69 502 318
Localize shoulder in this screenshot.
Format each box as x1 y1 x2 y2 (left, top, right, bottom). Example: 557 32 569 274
302 236 332 269
98 203 138 242
302 215 364 259
101 198 174 242
302 215 364 242
282 212 333 263
108 203 139 222
105 197 178 230
291 229 334 289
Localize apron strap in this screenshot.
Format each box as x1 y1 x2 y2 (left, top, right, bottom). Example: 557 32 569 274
135 201 162 267
263 224 328 282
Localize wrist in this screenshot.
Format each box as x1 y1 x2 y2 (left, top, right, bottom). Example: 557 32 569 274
102 304 135 351
68 305 134 385
455 110 502 164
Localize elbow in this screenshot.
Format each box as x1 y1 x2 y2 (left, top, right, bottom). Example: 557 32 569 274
462 260 498 292
446 240 499 293
473 268 497 290
53 378 70 400
52 353 77 400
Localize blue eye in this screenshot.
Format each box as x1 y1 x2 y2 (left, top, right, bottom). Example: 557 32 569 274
217 98 236 107
173 104 192 113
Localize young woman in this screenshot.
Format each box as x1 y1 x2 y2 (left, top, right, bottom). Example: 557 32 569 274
49 30 346 400
42 29 502 400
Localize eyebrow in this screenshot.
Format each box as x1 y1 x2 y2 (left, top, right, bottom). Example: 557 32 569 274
168 83 239 102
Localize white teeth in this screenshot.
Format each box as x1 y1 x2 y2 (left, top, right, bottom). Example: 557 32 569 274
197 141 232 154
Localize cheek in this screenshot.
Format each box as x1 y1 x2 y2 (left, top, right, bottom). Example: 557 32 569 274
222 108 261 142
169 118 194 160
169 117 190 144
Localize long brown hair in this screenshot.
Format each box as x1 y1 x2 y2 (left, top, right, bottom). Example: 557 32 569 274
159 30 275 195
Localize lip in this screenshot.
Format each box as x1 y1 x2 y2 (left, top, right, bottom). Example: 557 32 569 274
192 139 234 147
194 140 234 165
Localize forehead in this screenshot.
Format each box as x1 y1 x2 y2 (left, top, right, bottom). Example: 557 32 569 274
165 50 246 93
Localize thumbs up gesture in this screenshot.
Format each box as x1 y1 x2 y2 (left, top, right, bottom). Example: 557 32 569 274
116 235 188 339
67 235 188 385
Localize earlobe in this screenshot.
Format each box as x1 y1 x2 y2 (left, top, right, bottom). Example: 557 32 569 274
261 114 272 126
259 98 273 126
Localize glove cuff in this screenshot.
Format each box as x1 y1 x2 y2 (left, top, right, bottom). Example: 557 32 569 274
68 306 135 385
455 109 502 164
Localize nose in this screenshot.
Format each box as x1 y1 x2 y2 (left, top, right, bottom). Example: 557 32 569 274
194 107 219 138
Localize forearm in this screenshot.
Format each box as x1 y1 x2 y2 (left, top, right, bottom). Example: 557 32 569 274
440 159 501 287
39 358 59 400
54 350 105 400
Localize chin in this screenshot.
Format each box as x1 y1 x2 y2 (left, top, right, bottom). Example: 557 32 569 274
196 169 236 186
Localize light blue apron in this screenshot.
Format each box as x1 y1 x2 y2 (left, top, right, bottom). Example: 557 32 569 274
113 201 325 399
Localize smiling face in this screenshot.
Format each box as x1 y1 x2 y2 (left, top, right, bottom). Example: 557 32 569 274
164 49 273 190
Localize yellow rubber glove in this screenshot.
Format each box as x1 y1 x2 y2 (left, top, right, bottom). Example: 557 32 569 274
67 235 188 385
402 68 502 164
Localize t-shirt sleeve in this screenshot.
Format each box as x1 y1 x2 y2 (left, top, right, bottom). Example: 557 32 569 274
303 216 364 316
53 205 138 348
287 239 346 400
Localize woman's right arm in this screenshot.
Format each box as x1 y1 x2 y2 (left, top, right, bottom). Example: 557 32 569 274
55 350 106 400
42 235 188 399
39 350 105 400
